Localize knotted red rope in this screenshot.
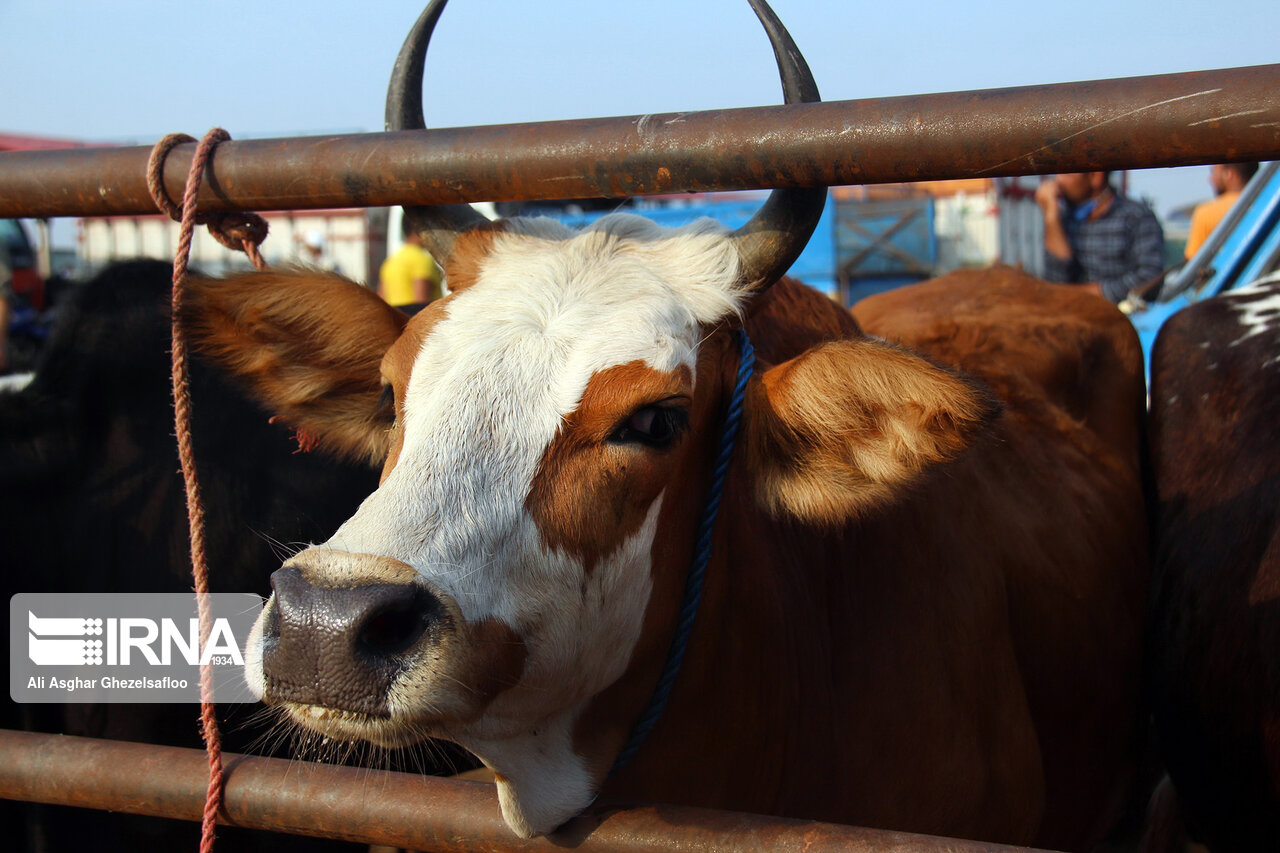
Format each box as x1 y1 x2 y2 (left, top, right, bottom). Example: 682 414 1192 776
147 127 268 853
147 130 269 272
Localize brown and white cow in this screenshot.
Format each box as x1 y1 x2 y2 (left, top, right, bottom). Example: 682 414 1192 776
1144 276 1280 852
177 1 1148 848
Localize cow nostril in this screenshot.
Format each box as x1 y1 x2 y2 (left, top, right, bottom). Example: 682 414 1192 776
263 566 450 714
357 598 430 658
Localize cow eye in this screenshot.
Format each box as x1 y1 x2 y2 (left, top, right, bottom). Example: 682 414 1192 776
610 405 688 449
375 384 396 425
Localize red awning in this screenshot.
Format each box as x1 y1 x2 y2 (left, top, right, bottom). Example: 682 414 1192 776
0 132 108 152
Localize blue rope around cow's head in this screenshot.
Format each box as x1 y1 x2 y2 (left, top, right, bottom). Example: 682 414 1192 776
609 327 756 776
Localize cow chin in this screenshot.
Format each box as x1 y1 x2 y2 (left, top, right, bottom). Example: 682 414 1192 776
242 546 625 837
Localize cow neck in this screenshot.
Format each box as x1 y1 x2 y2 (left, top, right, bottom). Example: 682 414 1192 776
609 327 755 776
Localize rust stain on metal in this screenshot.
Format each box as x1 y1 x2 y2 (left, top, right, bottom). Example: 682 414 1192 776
0 64 1278 219
0 730 1062 853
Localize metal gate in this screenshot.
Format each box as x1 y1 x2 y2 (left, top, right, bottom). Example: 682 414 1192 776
3 63 1279 851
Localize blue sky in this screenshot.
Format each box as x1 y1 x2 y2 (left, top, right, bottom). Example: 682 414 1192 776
3 0 1276 225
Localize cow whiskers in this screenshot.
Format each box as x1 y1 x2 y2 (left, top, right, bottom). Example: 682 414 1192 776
251 528 310 563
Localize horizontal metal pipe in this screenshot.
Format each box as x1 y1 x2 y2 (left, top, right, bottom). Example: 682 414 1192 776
0 729 1055 852
1 65 1277 220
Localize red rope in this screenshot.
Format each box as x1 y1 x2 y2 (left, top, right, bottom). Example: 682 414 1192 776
147 127 269 853
147 130 269 271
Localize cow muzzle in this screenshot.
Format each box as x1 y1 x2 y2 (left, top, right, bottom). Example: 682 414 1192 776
257 558 454 719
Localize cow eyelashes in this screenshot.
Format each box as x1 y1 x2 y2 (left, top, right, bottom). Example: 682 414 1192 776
609 404 689 449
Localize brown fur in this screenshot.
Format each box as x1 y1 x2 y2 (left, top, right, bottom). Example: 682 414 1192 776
184 262 1147 850
1145 283 1280 851
745 338 998 523
526 362 693 575
393 615 528 726
844 269 1148 845
443 223 509 294
590 275 1146 850
853 267 1146 473
179 268 405 465
568 331 740 785
568 284 872 787
378 302 452 479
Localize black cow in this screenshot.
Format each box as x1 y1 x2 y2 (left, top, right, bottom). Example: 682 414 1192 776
0 260 391 850
1145 276 1280 852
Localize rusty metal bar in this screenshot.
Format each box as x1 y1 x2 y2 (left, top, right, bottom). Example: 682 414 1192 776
0 729 1056 852
2 65 1278 220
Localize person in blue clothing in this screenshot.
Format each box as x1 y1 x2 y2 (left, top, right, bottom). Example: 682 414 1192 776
1034 171 1165 304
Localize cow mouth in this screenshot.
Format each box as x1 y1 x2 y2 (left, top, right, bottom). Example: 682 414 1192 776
282 700 435 749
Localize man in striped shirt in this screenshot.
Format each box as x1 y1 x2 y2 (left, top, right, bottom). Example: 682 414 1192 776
1035 172 1165 304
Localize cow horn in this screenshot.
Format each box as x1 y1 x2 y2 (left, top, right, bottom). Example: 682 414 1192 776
732 0 827 293
387 0 826 285
386 0 487 265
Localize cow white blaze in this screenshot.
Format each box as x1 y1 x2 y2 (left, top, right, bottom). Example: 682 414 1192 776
243 213 748 835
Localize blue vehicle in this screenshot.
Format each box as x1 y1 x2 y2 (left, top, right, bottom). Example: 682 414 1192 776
1127 161 1280 379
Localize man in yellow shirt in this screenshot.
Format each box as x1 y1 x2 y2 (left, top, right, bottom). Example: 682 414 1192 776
379 225 443 306
1185 162 1258 259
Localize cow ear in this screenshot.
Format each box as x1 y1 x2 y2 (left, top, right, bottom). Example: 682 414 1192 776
179 269 407 466
745 338 998 524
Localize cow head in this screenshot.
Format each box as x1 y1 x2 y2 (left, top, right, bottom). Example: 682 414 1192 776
180 0 994 837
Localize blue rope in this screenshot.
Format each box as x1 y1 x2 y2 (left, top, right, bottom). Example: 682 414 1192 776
610 327 755 775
